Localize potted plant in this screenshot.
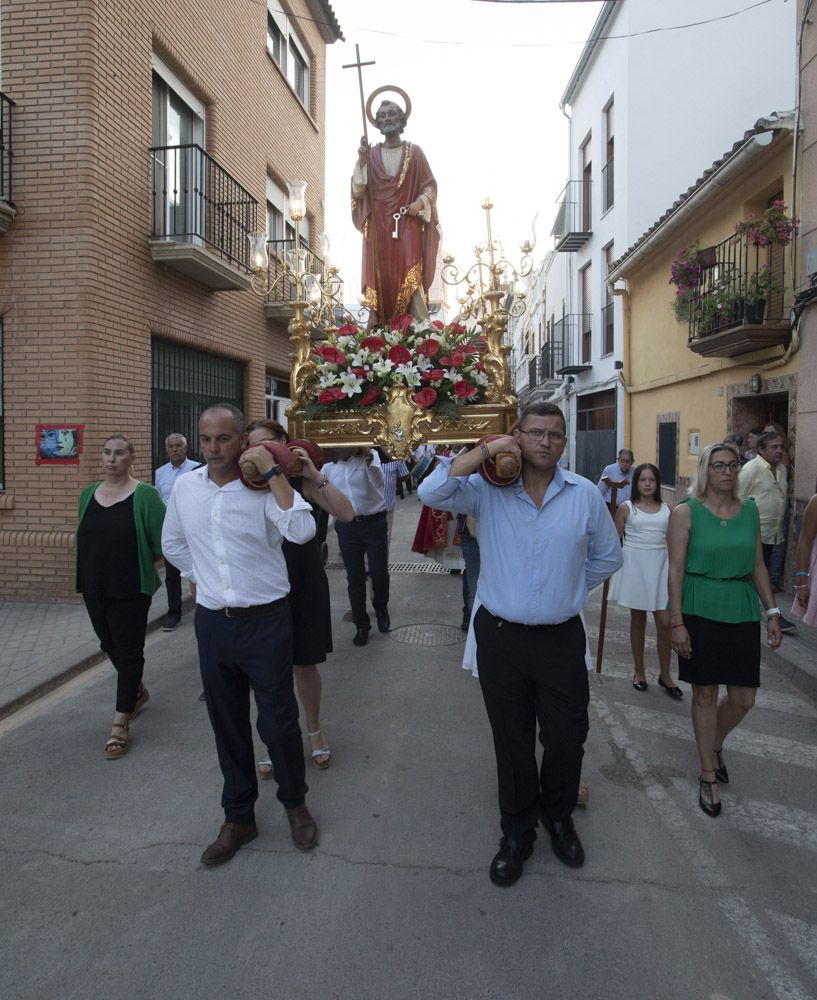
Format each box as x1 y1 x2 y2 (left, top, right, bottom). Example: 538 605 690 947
696 280 743 334
669 243 711 322
735 201 798 247
744 265 782 323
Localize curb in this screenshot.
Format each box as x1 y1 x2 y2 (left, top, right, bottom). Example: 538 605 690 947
0 596 195 723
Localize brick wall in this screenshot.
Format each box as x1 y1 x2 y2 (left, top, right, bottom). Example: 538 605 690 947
0 0 337 598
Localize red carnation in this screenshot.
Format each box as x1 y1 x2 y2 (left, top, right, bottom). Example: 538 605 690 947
338 323 359 336
390 314 413 332
359 385 380 407
318 386 346 404
387 344 411 365
455 380 478 399
417 338 440 358
413 388 437 408
319 345 347 365
361 335 386 351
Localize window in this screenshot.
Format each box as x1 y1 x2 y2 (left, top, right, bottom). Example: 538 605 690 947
657 416 679 488
265 375 291 427
602 243 615 356
267 3 311 109
603 100 614 213
581 135 592 232
580 264 592 364
266 176 308 246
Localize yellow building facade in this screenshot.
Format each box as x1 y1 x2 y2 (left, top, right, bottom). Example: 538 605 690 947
609 123 797 503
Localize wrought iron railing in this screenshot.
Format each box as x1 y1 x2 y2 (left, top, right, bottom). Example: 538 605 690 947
149 144 258 269
687 232 789 341
265 238 328 304
602 156 614 214
553 314 592 373
1 93 15 206
551 180 592 250
601 301 614 355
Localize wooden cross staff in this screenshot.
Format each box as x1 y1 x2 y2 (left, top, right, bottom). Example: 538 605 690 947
595 478 628 673
342 43 375 144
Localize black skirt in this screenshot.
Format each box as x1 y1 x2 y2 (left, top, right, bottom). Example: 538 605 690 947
677 613 760 688
283 537 333 666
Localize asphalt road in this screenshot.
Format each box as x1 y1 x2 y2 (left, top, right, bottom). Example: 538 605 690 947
1 507 816 1000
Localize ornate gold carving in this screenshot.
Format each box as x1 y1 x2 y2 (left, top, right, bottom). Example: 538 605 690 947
397 142 413 190
394 262 423 317
361 286 378 310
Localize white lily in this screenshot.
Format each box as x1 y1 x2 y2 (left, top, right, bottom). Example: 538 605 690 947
339 371 363 397
395 364 421 387
446 367 463 383
371 358 395 377
318 372 340 388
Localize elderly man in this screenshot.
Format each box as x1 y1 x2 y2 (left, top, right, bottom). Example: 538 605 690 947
154 433 198 632
419 402 622 886
738 431 796 632
162 404 319 865
597 448 634 506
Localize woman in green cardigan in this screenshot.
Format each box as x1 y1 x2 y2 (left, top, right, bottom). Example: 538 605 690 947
76 434 165 759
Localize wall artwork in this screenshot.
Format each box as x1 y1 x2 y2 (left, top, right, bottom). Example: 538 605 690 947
35 424 84 465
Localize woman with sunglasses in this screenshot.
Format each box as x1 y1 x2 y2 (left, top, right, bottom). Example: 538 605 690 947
668 442 782 817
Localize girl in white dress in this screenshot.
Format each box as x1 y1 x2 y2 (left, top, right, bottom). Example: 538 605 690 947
610 463 682 698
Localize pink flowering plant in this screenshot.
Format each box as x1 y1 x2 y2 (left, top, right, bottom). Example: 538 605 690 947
303 315 489 418
669 243 704 321
735 201 797 247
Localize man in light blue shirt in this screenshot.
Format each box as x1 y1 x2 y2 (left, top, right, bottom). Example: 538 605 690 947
419 402 621 886
154 433 199 632
597 449 634 505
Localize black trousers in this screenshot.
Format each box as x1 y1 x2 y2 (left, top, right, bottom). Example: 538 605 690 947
474 607 589 841
335 514 389 630
194 603 307 825
164 559 182 617
82 592 151 713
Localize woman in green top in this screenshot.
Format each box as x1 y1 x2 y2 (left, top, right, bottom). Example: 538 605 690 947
76 435 165 759
667 442 782 817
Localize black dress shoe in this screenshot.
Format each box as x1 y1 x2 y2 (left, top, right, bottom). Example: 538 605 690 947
542 815 585 868
489 838 533 887
658 678 684 700
353 626 370 647
632 679 648 692
376 609 391 633
200 821 258 866
713 748 729 784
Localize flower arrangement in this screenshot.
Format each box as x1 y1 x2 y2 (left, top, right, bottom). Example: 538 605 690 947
745 264 782 305
304 315 489 418
735 201 797 247
669 243 703 295
697 279 743 331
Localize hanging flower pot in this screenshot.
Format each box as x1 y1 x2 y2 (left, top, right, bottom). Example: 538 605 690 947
697 245 717 268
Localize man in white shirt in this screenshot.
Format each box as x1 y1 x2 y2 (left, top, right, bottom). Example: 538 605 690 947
162 404 319 866
597 449 634 506
322 448 389 646
154 433 198 632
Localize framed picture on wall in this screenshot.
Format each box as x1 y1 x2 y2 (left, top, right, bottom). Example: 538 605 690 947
35 424 84 465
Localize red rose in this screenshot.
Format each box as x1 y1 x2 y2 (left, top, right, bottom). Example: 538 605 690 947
318 386 346 404
338 323 359 336
390 314 413 332
319 345 347 365
432 320 445 330
387 344 411 365
449 351 464 366
429 369 446 381
359 385 380 407
417 338 440 358
412 388 437 408
454 380 478 399
360 335 386 351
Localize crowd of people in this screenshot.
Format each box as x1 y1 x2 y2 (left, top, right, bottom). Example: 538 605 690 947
73 404 812 884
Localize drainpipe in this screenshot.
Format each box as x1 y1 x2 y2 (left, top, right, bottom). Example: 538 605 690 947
611 280 630 448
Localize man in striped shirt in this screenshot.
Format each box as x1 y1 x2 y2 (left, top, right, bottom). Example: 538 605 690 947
380 452 409 548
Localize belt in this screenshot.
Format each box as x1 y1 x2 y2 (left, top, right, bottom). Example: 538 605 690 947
210 597 287 619
484 609 576 631
353 511 386 522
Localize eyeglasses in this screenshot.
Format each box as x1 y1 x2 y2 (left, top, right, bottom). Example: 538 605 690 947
517 428 565 443
709 461 740 473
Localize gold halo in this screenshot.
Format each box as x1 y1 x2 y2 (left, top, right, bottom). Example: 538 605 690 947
366 85 412 128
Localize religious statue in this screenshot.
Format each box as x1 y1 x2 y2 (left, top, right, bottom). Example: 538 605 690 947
351 88 441 328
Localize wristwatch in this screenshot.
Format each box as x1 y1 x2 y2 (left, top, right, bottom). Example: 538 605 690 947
261 464 282 481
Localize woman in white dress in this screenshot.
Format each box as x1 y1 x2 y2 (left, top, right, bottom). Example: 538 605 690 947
610 463 682 699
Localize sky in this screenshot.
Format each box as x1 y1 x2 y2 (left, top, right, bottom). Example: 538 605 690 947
321 0 604 308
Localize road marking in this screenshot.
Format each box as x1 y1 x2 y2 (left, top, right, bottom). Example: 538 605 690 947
767 911 817 981
614 702 817 770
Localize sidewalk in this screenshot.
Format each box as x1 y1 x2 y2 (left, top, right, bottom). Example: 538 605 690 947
2 492 816 718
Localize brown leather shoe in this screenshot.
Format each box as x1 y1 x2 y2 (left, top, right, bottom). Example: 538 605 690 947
285 804 318 851
200 821 258 866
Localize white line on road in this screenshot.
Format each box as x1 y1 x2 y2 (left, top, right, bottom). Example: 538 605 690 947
767 911 817 981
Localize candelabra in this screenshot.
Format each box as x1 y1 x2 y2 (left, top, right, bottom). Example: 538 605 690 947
441 198 534 406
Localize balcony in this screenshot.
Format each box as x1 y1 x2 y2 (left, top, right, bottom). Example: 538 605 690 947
687 233 791 358
148 144 258 290
554 314 592 374
551 180 592 252
0 92 17 234
261 239 333 324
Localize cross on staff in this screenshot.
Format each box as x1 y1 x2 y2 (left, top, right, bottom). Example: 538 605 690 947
596 478 628 673
342 43 376 144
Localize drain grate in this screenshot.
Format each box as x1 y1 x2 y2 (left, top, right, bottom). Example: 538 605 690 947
324 560 452 575
389 623 465 646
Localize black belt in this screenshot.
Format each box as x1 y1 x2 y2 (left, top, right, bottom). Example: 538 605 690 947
484 609 577 631
353 511 386 522
210 597 287 619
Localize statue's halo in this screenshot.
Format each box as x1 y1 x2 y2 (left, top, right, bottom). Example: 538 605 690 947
366 85 412 128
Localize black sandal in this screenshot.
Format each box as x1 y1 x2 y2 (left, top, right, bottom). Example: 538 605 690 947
698 771 721 817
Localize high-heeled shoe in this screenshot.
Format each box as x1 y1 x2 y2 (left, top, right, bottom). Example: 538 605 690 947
713 748 729 784
698 773 721 817
632 679 648 692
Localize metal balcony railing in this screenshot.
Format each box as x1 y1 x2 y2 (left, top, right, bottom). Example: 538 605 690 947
149 144 258 269
553 314 593 374
602 156 614 214
687 232 789 342
1 93 16 206
265 238 328 304
601 301 615 355
551 180 592 252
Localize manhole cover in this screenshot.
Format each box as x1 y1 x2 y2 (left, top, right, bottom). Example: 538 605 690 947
389 623 465 646
324 560 452 574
